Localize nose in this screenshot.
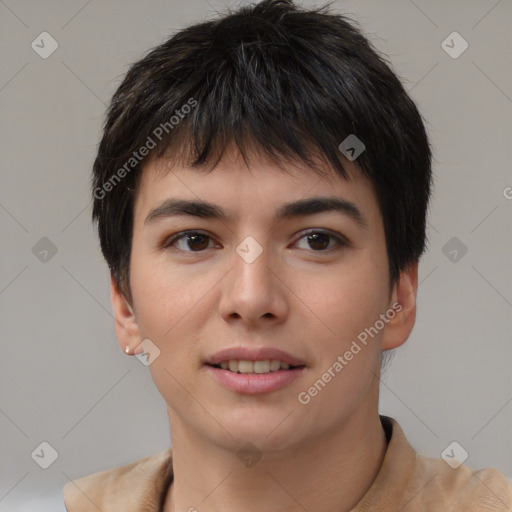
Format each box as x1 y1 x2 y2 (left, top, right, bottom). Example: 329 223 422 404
218 241 289 327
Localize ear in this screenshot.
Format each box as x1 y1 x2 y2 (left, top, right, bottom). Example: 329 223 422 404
110 273 143 355
381 261 418 351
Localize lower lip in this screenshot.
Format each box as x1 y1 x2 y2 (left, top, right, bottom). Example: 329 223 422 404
204 365 305 394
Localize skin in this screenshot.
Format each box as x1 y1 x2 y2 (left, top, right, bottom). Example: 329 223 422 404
112 146 418 512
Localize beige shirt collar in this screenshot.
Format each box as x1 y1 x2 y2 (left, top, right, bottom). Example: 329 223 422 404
64 415 512 511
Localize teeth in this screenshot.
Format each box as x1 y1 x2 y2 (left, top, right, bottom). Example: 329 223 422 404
270 360 281 371
238 360 253 373
217 359 295 374
253 360 270 373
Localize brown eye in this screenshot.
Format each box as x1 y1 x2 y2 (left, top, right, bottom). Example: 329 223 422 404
165 231 216 252
295 230 348 252
306 232 330 250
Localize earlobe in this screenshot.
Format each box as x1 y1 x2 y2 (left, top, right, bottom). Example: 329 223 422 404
381 262 418 351
110 274 142 355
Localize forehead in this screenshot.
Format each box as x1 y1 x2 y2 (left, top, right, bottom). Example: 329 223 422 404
133 147 380 224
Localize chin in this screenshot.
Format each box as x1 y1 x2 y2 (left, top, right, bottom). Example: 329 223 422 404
214 406 302 449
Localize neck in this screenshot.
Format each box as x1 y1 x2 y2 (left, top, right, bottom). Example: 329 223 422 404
163 401 387 512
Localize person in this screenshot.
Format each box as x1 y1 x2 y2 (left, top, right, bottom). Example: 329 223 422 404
63 0 512 510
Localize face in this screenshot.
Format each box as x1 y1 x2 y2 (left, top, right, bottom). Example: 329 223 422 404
114 148 416 453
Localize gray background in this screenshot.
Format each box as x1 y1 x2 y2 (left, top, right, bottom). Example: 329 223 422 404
1 0 511 509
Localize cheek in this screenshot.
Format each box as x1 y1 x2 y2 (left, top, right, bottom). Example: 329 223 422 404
129 248 228 387
129 245 210 337
300 253 389 345
128 252 214 404
293 260 386 423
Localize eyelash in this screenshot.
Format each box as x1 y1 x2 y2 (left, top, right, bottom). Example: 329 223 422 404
162 229 349 253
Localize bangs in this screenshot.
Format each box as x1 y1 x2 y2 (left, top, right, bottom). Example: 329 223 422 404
117 8 375 180
151 119 351 182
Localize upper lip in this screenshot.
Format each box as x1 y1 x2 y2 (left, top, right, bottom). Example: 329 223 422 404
205 346 306 367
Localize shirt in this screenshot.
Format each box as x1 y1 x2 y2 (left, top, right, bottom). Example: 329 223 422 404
63 415 512 511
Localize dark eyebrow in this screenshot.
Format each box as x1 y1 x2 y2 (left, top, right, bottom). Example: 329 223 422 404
145 199 225 224
145 196 367 228
275 197 367 228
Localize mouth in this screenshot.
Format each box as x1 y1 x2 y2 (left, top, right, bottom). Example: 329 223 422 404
205 359 305 374
203 347 307 394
